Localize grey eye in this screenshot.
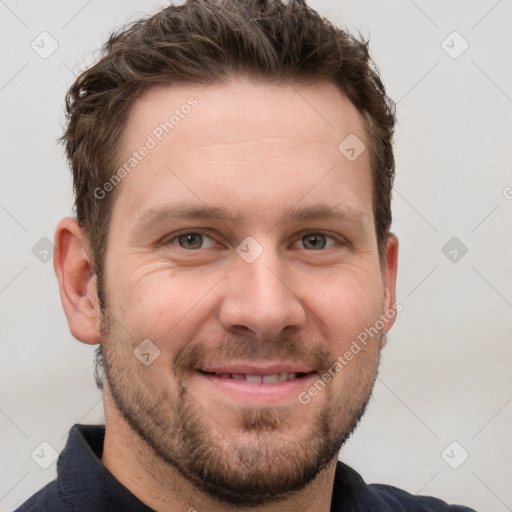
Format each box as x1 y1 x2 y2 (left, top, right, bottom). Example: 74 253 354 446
167 232 217 251
178 233 205 249
302 233 327 250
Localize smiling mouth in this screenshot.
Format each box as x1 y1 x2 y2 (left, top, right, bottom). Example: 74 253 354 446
198 370 312 384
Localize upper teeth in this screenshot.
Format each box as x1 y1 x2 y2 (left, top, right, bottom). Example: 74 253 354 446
213 372 299 383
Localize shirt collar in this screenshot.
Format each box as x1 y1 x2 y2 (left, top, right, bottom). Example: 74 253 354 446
57 424 154 511
58 423 374 511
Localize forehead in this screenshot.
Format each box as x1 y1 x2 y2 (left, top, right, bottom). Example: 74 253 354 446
111 79 373 232
124 79 366 150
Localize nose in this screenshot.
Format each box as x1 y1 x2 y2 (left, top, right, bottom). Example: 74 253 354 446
218 244 306 339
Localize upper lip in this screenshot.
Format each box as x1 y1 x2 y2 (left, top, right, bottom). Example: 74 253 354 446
199 363 315 375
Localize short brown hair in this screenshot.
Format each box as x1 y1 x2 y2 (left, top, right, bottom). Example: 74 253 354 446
61 0 395 311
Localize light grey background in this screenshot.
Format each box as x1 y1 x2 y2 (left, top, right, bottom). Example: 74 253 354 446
1 1 511 510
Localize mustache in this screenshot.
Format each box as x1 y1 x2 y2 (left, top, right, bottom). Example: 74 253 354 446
174 333 335 383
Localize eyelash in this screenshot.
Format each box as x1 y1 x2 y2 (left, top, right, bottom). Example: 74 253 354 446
162 229 345 251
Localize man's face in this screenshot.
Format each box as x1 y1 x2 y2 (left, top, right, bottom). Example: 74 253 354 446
98 79 397 506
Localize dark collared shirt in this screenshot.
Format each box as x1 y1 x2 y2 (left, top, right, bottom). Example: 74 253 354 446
15 424 477 511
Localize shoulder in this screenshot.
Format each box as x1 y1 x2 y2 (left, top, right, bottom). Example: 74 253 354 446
13 480 67 512
369 482 477 511
332 461 477 511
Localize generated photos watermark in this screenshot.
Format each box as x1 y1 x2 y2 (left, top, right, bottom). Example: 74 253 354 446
298 301 403 405
94 96 198 200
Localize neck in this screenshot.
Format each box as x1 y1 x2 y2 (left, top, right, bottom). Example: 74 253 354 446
100 387 337 512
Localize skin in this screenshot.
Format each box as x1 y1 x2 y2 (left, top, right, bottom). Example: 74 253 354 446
54 79 398 512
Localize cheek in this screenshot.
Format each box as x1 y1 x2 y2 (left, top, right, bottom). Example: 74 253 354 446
309 269 383 349
314 274 383 402
113 267 221 343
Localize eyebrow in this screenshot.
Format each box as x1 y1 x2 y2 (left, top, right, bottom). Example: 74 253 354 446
130 202 369 237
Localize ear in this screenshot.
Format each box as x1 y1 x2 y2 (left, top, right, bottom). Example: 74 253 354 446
53 217 101 345
381 233 399 336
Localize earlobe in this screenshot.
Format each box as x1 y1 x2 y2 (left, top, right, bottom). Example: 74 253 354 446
53 218 101 345
381 233 399 335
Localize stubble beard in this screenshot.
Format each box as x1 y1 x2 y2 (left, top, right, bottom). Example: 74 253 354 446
99 308 380 507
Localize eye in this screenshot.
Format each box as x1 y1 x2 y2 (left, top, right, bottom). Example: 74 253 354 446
295 232 338 250
170 232 217 250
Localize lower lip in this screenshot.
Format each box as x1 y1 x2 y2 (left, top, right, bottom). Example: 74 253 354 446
195 371 318 405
